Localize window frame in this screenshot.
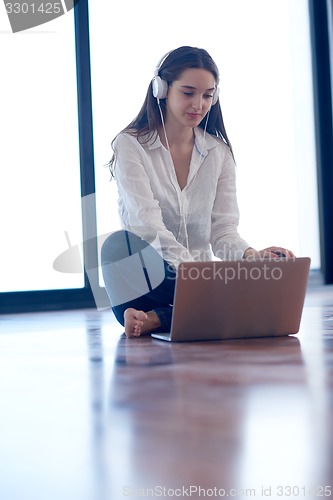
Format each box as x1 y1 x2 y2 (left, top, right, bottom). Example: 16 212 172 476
308 0 333 284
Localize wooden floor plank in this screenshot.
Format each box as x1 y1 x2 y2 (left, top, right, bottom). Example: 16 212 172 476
0 283 332 500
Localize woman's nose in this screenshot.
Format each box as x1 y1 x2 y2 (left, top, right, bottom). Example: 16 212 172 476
192 96 203 110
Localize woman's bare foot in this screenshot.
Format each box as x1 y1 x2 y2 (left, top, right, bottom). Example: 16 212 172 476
124 308 161 337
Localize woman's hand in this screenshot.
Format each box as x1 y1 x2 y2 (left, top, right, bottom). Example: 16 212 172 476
243 247 295 260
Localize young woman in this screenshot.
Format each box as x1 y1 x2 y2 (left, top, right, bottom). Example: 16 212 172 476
101 46 294 337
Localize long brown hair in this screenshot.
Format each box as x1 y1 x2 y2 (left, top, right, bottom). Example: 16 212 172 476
107 46 234 177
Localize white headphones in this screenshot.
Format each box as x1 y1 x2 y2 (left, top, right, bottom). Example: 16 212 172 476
152 52 220 105
152 52 171 100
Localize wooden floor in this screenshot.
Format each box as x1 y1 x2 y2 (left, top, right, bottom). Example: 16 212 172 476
0 277 332 500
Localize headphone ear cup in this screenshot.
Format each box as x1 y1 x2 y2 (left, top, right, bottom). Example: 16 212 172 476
152 76 168 100
212 86 220 106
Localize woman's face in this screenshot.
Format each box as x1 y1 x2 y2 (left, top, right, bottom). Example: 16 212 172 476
165 68 216 129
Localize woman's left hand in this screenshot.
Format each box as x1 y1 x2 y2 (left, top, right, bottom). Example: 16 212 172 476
257 246 295 259
244 247 295 259
259 247 296 258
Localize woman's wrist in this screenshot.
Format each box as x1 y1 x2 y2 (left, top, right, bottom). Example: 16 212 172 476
243 247 256 259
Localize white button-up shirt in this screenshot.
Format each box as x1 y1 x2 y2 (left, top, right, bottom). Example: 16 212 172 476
114 127 250 269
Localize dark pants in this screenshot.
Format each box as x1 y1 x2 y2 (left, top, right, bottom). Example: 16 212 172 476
101 230 176 332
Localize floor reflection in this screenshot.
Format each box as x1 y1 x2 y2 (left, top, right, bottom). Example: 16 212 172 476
106 335 314 498
0 292 332 500
114 335 175 366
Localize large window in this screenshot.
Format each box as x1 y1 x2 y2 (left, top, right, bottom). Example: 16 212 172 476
0 11 84 292
89 0 320 273
0 0 323 312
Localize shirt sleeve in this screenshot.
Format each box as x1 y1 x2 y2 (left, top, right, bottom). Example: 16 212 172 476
210 147 250 260
114 134 195 269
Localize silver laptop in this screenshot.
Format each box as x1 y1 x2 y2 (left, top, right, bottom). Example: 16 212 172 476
151 257 311 342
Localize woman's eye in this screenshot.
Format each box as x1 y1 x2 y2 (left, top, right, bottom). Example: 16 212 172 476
182 92 213 99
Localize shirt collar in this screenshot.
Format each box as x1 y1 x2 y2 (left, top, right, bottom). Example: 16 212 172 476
193 127 219 157
146 127 220 152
